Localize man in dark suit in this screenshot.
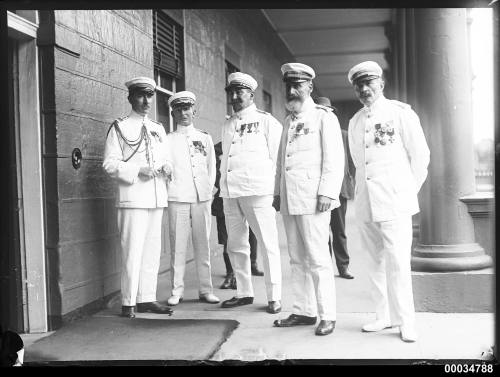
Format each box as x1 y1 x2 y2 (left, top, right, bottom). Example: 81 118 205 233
315 97 355 279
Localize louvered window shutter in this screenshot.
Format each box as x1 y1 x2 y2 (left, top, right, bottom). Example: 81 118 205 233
153 11 184 78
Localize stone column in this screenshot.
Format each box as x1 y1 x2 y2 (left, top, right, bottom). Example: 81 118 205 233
397 9 422 247
411 8 492 272
396 8 407 103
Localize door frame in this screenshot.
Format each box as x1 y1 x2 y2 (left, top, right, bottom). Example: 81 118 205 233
7 10 47 333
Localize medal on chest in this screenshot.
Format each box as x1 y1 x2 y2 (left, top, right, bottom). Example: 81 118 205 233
150 130 162 143
192 140 207 156
237 122 260 137
290 122 310 143
373 120 395 146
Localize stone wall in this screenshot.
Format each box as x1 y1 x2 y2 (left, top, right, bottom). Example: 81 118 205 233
43 9 294 323
183 9 293 140
42 9 155 319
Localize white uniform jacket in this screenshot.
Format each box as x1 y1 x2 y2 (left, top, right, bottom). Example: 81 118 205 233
166 124 216 203
275 97 345 215
348 96 430 222
103 110 172 208
220 103 283 198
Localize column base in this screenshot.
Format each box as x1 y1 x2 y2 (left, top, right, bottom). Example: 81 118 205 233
411 243 493 272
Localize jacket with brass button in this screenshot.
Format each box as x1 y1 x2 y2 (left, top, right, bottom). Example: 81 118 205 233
220 103 283 198
275 97 345 215
103 111 172 208
348 96 430 222
166 124 216 203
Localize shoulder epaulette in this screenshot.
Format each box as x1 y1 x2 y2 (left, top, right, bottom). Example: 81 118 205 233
196 128 209 134
315 105 329 112
256 109 269 115
106 116 128 137
390 100 411 109
150 118 163 126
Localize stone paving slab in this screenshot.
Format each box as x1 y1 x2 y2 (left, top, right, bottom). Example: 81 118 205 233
20 204 496 364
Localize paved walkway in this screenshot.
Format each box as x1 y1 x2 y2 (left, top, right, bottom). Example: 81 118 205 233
21 202 496 363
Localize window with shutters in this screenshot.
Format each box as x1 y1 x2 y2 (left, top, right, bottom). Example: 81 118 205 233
153 10 185 133
153 10 184 79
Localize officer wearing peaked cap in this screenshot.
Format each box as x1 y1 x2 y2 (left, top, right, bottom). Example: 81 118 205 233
273 63 344 336
224 72 258 92
347 61 430 342
347 61 383 85
219 72 283 314
165 91 220 306
280 62 316 82
103 76 174 318
125 76 157 92
167 90 196 107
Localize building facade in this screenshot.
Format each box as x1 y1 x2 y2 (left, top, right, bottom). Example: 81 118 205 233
2 8 496 333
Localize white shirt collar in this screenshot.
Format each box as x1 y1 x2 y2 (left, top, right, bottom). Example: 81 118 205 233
235 103 257 118
129 109 149 120
365 95 387 112
301 96 316 113
177 123 195 134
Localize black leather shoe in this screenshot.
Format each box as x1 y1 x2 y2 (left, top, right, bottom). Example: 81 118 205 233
121 305 135 318
220 273 234 289
267 300 282 314
339 268 354 279
273 314 317 327
251 264 264 276
136 301 173 315
221 296 253 308
315 320 336 336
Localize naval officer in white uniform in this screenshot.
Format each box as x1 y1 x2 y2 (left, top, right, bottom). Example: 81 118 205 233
347 61 430 342
219 72 283 314
103 76 174 318
273 63 344 336
165 91 220 306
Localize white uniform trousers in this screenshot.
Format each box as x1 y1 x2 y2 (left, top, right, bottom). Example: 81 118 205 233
282 211 337 320
357 215 415 327
167 200 214 296
223 195 282 301
117 208 164 306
